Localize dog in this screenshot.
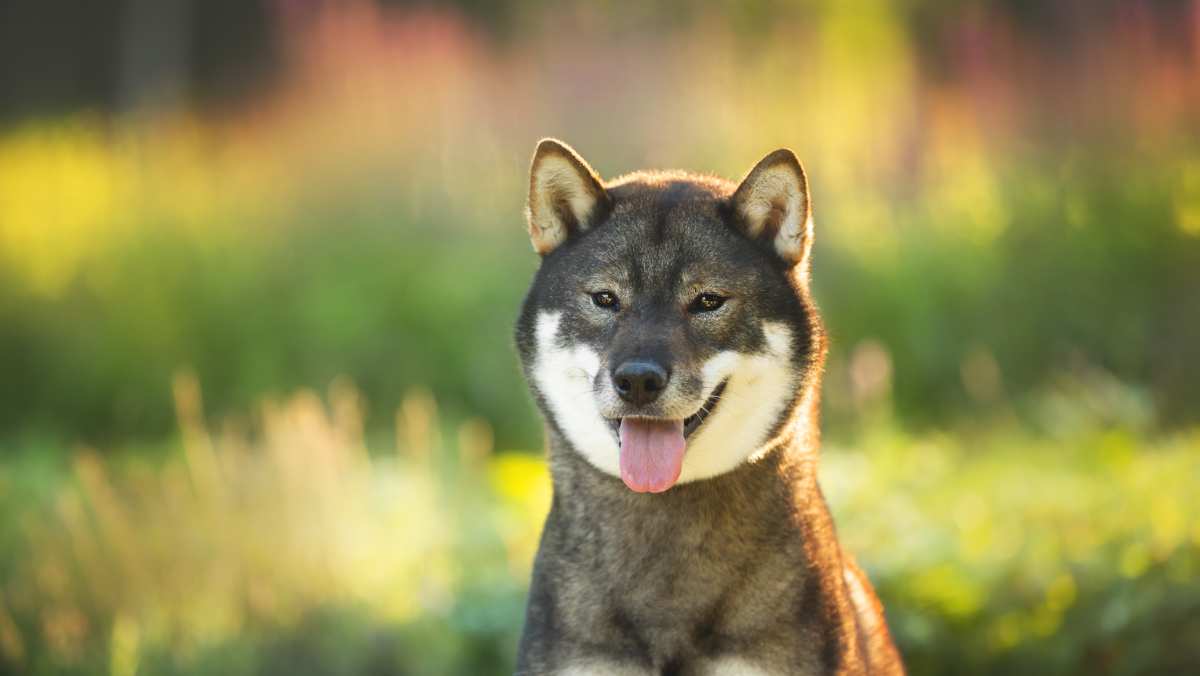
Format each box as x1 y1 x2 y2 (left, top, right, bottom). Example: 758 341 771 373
513 139 903 675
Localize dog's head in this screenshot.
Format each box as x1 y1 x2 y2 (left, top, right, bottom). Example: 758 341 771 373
515 139 824 493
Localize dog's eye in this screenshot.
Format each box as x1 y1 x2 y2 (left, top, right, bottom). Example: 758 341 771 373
591 291 620 311
689 293 727 313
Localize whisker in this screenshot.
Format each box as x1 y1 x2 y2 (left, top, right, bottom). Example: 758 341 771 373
692 383 728 419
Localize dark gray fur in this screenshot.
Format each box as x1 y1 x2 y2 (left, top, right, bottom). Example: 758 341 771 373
514 143 903 675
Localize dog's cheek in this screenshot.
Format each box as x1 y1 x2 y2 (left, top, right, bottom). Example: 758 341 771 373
531 310 622 477
700 350 742 391
677 322 797 484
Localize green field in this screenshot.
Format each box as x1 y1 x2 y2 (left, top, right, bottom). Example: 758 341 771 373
2 2 1199 674
1 385 1197 675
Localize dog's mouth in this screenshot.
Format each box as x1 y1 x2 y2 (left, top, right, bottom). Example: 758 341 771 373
604 380 727 440
603 381 728 494
684 380 727 436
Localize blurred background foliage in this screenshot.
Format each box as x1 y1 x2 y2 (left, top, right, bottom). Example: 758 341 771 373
0 0 1198 674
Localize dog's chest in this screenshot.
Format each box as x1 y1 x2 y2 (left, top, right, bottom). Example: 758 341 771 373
559 505 805 660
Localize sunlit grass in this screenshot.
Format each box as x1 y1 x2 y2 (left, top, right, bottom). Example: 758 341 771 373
1 4 1198 674
825 426 1200 665
0 376 543 673
0 379 1196 674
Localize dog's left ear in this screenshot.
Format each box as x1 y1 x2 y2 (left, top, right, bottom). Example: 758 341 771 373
731 149 813 269
526 139 610 255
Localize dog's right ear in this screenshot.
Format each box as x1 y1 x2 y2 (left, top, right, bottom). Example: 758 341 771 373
526 139 610 254
731 148 813 270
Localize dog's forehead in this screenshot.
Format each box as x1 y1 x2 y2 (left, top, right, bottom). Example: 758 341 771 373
608 178 729 235
583 179 747 284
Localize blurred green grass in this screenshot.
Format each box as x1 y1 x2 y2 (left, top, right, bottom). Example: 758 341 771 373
2 3 1198 450
1 122 1195 450
1 2 1199 674
0 383 1196 675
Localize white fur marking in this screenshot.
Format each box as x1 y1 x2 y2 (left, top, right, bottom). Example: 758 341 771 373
556 662 649 676
533 311 622 476
706 658 775 675
534 314 796 485
677 322 795 483
556 657 771 675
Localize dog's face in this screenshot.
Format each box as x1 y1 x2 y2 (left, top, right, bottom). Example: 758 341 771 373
515 140 824 492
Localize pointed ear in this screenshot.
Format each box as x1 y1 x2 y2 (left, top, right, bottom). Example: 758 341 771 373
730 149 813 268
525 139 610 255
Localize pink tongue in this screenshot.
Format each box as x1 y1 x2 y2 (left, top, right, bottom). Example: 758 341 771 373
618 418 686 493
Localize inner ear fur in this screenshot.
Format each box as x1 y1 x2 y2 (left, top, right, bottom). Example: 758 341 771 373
730 148 813 268
526 138 610 254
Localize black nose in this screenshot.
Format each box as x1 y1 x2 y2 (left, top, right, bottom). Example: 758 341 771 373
613 360 669 406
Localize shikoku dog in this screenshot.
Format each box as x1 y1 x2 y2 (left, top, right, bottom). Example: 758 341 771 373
513 139 903 675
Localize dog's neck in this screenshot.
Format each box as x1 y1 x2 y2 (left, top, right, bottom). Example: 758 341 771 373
528 400 865 669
